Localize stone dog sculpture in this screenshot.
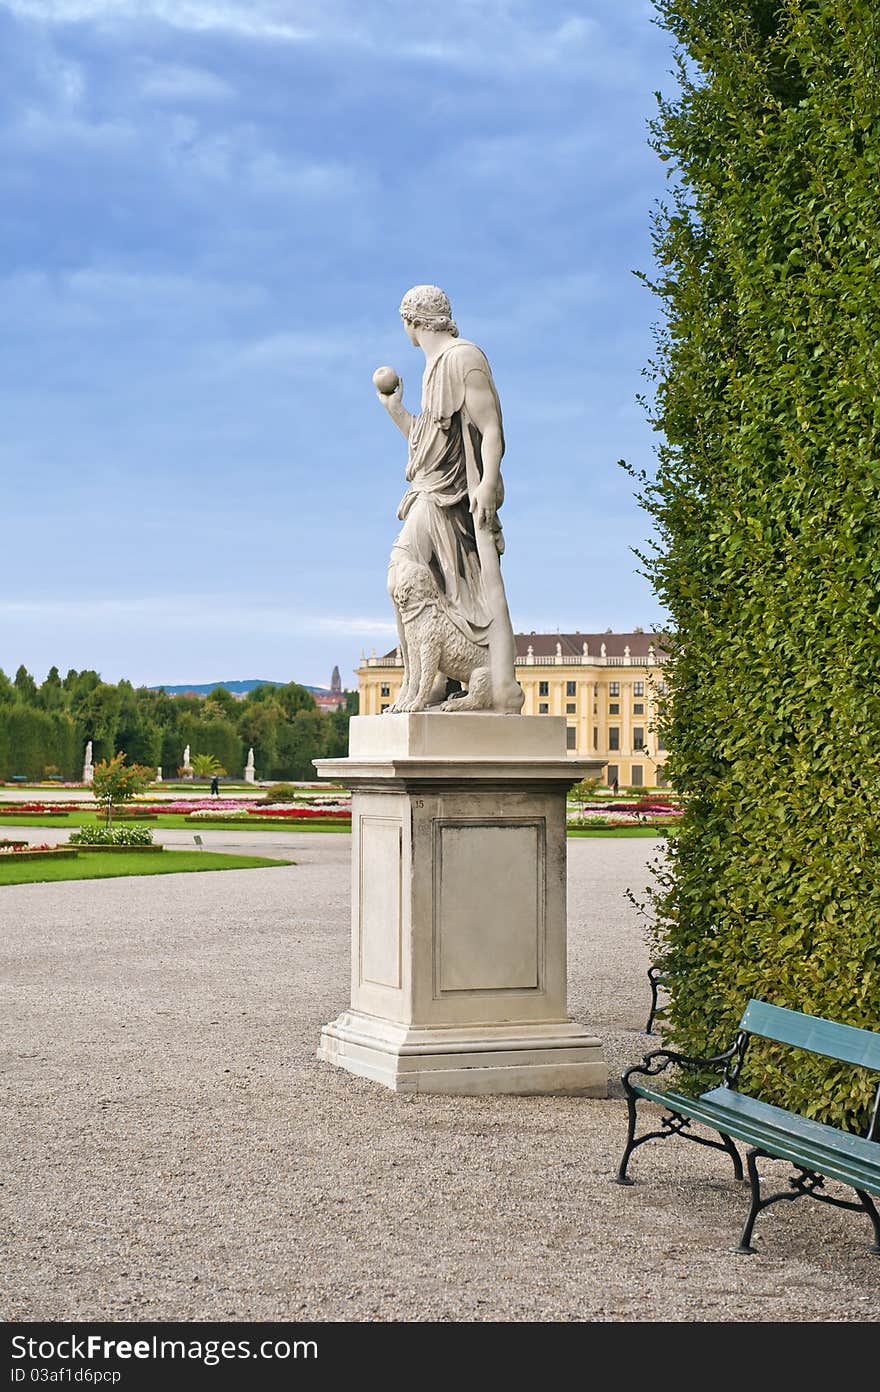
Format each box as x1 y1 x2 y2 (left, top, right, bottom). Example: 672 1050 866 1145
374 285 524 715
389 560 492 712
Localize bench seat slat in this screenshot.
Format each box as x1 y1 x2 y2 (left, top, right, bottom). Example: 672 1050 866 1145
628 1085 880 1195
738 1000 880 1072
700 1088 880 1168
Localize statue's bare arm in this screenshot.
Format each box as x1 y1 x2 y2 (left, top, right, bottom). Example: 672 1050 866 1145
464 369 503 530
378 379 413 438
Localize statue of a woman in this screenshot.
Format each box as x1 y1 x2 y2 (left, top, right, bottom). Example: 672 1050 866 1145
376 285 523 714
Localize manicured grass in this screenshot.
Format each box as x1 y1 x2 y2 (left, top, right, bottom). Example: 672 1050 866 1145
0 811 670 839
567 827 668 838
0 849 293 886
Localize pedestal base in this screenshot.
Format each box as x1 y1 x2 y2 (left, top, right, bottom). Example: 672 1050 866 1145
318 1011 607 1095
314 713 608 1099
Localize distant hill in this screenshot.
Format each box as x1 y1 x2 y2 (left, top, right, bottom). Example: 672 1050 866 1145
148 679 331 696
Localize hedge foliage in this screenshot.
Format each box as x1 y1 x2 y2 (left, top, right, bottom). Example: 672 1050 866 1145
635 0 880 1127
0 666 356 783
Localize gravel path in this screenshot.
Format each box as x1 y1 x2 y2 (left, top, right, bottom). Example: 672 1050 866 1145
2 836 878 1323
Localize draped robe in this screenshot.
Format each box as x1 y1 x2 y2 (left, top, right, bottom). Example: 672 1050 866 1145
390 340 505 647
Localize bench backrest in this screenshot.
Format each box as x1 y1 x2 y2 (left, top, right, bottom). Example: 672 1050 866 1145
739 999 880 1073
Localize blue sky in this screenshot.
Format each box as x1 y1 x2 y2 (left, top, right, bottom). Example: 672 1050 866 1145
1 1 674 690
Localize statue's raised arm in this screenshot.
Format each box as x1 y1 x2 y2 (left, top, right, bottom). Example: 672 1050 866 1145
375 285 523 715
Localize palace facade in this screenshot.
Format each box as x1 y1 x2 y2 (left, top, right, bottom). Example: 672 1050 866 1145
357 631 669 789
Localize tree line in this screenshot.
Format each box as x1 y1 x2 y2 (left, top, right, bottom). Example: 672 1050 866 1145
0 666 356 782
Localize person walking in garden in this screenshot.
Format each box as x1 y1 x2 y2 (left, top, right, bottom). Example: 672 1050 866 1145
210 774 220 796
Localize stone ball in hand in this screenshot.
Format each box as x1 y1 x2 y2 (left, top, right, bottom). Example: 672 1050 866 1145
372 366 400 395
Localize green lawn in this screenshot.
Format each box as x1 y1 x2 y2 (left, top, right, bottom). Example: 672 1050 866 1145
567 826 667 838
0 849 293 886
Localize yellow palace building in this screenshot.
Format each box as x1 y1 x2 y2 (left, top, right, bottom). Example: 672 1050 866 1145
357 630 669 789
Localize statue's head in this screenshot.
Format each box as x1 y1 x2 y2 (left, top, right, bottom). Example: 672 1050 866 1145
399 285 458 341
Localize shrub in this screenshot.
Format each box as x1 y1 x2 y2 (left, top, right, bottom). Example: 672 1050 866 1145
70 825 154 846
92 752 153 827
632 1 880 1129
261 782 299 802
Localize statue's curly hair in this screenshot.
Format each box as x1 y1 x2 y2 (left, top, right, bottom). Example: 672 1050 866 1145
399 284 459 337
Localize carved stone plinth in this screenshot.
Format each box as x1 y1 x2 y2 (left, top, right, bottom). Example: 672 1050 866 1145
314 714 607 1096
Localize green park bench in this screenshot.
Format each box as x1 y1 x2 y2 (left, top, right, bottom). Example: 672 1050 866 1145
615 998 880 1255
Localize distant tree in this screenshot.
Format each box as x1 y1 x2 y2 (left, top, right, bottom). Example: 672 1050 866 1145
91 752 152 827
203 686 238 718
14 665 37 703
191 753 227 778
277 682 317 719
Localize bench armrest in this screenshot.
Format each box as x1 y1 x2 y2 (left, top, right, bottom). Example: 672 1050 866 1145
622 1041 742 1093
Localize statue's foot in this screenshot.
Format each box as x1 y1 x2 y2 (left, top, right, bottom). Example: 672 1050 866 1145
493 680 525 714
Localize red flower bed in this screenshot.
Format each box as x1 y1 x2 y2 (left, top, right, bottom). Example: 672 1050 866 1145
246 808 351 819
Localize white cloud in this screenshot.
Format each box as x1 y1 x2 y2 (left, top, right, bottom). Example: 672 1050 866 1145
138 62 235 103
1 2 628 80
1 1 312 42
0 596 396 639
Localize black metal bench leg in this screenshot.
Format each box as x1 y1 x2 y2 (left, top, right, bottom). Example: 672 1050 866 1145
719 1131 744 1182
855 1191 880 1255
614 1093 639 1185
644 969 660 1035
734 1147 764 1254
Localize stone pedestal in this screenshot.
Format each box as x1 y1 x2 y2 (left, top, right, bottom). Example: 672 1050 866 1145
314 714 607 1096
244 767 256 784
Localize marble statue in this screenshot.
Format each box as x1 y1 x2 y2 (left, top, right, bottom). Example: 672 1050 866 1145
82 740 93 785
155 767 162 783
375 285 523 715
244 747 256 784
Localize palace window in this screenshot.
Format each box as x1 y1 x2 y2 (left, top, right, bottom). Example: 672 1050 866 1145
657 735 667 752
630 765 644 787
539 681 549 697
633 703 644 715
566 703 576 714
380 703 390 713
633 727 645 750
609 703 619 715
380 684 390 697
593 727 598 750
634 681 644 696
606 764 619 786
566 681 576 697
539 702 549 714
566 727 577 750
609 681 620 696
609 728 620 751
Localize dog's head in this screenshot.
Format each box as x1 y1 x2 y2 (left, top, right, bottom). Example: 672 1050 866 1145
392 563 438 616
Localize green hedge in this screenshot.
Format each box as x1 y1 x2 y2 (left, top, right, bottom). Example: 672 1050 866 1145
636 1 880 1128
0 708 79 780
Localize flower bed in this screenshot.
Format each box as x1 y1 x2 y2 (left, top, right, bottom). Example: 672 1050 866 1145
70 826 154 847
0 844 79 860
63 844 165 854
188 806 351 822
